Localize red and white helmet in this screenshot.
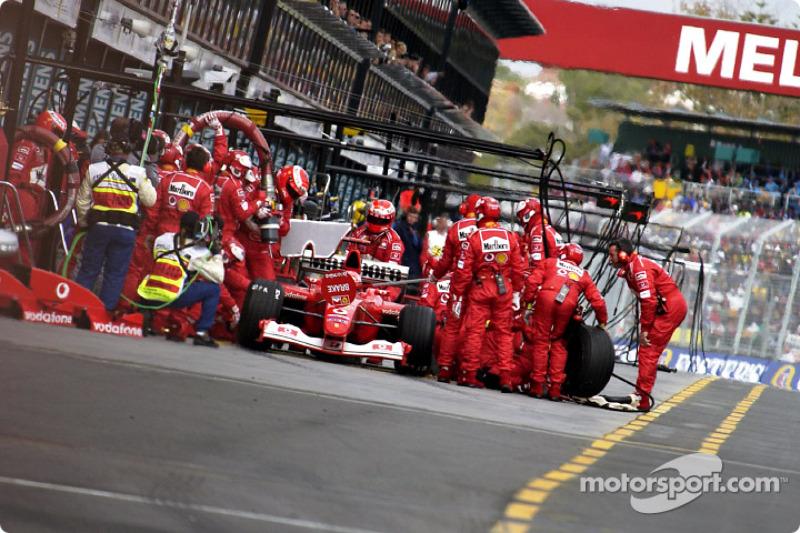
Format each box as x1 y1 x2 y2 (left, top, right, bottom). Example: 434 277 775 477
559 243 584 265
151 129 170 150
227 150 254 181
277 165 310 201
35 110 68 137
515 197 541 226
222 237 245 263
460 193 481 218
475 196 500 223
366 199 396 233
160 143 183 168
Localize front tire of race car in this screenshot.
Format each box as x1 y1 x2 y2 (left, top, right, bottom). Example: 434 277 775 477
238 279 284 350
398 305 436 371
563 322 615 398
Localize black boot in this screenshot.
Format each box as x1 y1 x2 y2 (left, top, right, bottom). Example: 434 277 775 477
193 332 219 348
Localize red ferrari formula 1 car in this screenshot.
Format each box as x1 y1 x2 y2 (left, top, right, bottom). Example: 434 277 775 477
237 222 436 373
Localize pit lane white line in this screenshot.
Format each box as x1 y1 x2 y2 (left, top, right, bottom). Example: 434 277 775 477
0 475 386 533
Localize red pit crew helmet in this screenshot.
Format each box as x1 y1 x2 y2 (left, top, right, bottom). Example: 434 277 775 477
277 165 310 201
228 150 254 182
460 193 481 217
515 197 540 225
475 196 500 223
559 243 584 266
35 110 68 137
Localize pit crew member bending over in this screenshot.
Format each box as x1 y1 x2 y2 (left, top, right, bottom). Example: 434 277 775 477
138 211 224 348
521 243 607 401
608 238 687 411
450 196 524 391
515 197 563 270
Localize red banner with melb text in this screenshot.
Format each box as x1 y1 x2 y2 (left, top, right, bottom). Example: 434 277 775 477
500 0 800 97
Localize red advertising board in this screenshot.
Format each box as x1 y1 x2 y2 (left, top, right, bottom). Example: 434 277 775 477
500 0 800 97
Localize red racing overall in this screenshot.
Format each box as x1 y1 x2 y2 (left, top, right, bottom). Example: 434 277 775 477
620 253 687 399
451 224 523 388
430 217 476 373
522 257 608 398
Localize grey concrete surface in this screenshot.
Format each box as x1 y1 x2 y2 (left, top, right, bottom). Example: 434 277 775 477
2 317 790 533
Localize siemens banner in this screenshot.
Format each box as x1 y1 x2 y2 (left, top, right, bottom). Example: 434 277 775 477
500 0 800 98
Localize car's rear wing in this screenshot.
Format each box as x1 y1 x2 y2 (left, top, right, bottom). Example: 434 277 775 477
299 252 409 284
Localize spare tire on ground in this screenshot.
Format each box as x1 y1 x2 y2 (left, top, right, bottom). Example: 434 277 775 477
397 304 436 372
563 321 615 398
238 279 284 350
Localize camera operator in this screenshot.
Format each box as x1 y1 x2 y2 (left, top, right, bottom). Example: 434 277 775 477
137 211 224 347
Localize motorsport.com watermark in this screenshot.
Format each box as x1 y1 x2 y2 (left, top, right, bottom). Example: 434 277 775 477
579 453 788 514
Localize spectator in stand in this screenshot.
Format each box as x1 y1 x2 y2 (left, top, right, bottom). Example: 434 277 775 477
337 1 347 20
393 206 423 282
460 100 475 120
421 213 449 274
764 177 780 194
357 17 372 39
346 9 360 28
327 0 339 14
395 41 408 60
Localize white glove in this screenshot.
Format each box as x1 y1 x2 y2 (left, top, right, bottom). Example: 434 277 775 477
428 270 437 283
230 305 240 326
207 117 224 136
450 295 462 319
256 205 271 219
512 291 521 312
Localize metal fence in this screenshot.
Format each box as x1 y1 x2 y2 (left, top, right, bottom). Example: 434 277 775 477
561 164 800 362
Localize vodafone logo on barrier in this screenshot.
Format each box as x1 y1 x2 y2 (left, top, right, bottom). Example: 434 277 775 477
92 321 143 337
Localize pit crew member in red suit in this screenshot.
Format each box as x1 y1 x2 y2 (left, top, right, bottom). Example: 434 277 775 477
521 243 608 401
269 165 311 272
428 193 480 383
515 197 563 270
120 144 215 304
221 236 250 309
274 165 310 237
608 238 687 411
346 199 405 301
4 110 69 264
216 150 264 242
236 165 309 280
450 196 524 391
419 275 451 361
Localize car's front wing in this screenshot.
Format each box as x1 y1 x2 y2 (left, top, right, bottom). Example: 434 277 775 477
257 319 408 360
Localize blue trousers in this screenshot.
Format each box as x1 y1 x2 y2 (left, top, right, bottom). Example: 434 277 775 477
75 223 136 311
168 281 221 332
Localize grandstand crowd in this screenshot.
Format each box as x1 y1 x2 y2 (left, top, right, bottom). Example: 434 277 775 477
571 139 800 362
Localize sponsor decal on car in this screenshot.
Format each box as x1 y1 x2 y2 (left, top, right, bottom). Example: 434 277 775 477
276 325 300 337
23 310 73 325
92 321 143 336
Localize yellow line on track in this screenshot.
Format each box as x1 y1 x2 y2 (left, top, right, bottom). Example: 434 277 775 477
490 378 716 533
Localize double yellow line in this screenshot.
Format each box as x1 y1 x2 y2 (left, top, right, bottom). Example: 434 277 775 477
698 384 766 454
491 378 718 533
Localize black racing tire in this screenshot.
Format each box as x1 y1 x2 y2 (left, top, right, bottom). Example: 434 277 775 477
563 322 615 398
398 304 437 369
237 279 284 350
